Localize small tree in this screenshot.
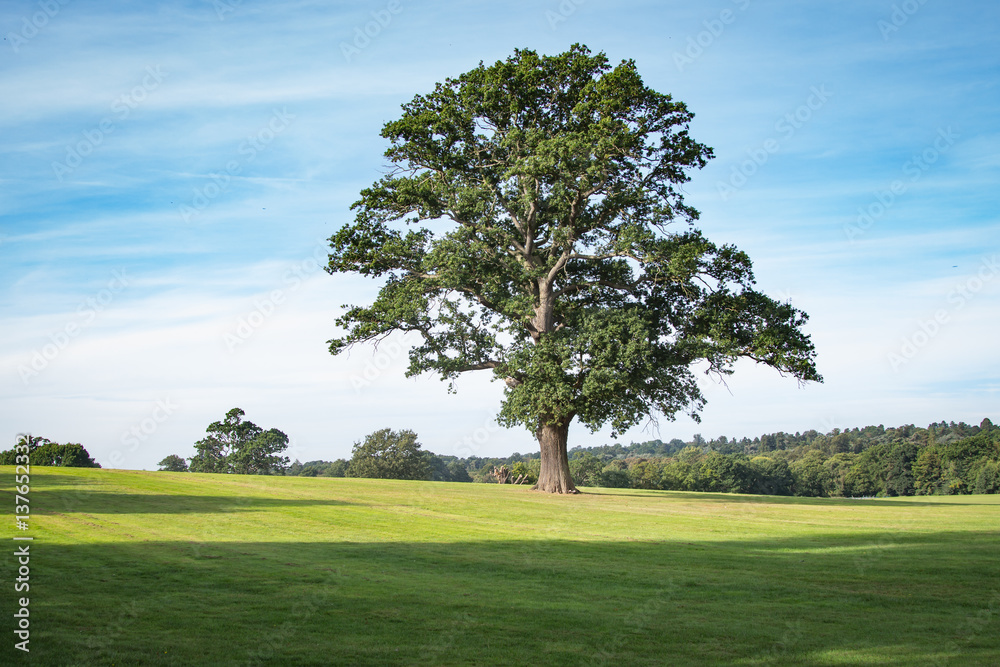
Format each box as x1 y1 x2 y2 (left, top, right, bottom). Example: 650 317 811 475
158 455 189 472
326 45 822 494
347 428 429 480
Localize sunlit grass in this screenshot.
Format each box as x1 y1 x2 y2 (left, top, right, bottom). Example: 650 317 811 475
3 467 999 665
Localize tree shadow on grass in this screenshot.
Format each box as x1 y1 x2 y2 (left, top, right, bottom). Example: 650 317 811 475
10 468 105 486
10 531 1000 666
28 490 359 515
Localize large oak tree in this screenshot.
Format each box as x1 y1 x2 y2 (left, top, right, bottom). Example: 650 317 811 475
326 45 822 493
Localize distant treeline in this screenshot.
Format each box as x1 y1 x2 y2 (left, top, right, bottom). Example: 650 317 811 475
0 435 101 468
285 419 999 497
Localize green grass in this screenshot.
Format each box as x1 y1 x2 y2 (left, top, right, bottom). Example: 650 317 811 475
3 467 999 665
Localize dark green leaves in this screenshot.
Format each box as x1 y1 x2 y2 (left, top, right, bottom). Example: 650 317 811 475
346 428 429 480
327 44 821 438
189 408 290 475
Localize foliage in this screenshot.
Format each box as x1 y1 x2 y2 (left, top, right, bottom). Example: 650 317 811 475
568 452 604 486
447 459 474 482
346 428 429 480
698 452 756 494
0 434 101 467
188 408 290 475
628 458 665 490
973 459 1000 494
485 418 997 497
288 459 351 477
325 44 821 492
157 455 189 472
35 443 99 467
423 450 453 481
280 417 998 497
509 460 538 484
327 459 349 477
791 451 832 497
912 429 1000 495
749 457 793 496
599 462 631 488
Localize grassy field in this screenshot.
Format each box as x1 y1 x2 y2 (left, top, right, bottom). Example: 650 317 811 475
2 467 999 665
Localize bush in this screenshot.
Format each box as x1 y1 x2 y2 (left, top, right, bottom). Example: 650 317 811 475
509 460 537 485
158 455 188 472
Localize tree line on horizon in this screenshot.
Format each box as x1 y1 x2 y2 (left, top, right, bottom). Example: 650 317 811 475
5 412 995 497
154 414 998 497
265 417 999 497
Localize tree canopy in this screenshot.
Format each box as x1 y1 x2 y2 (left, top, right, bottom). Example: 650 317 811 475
326 44 821 493
157 454 189 472
0 434 101 468
188 408 290 475
346 428 429 480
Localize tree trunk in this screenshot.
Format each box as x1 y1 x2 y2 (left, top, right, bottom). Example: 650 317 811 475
533 419 579 494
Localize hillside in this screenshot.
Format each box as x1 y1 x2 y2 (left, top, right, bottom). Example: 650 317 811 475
3 467 999 664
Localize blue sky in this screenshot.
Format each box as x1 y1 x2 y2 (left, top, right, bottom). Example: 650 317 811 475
2 0 998 470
